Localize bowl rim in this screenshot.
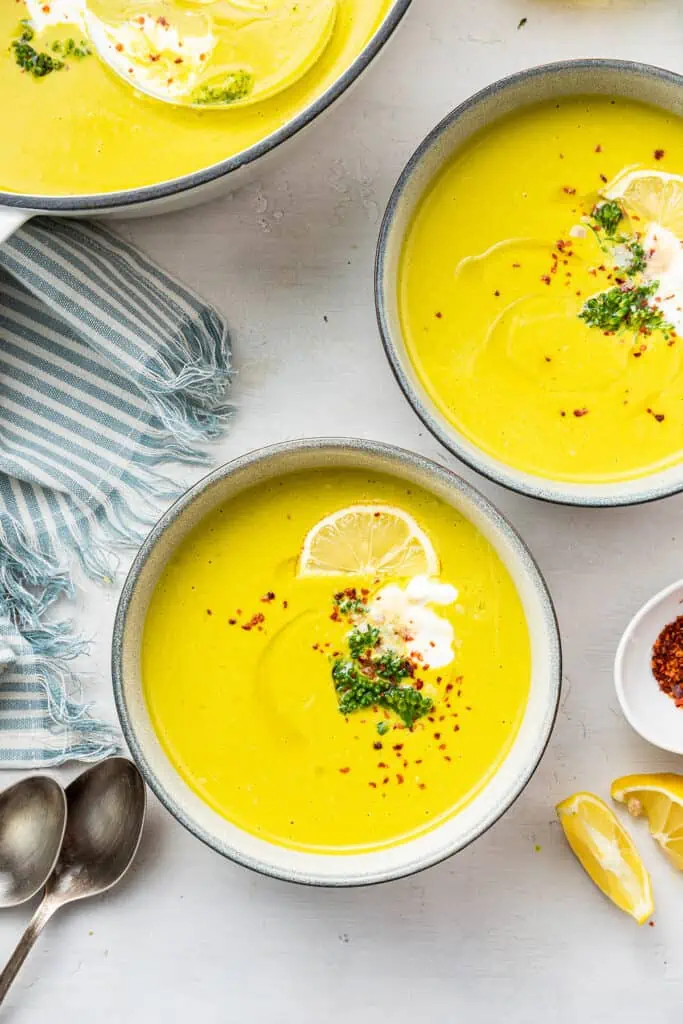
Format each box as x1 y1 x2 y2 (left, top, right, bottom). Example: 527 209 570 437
112 436 562 887
0 0 413 213
375 57 683 509
614 577 683 754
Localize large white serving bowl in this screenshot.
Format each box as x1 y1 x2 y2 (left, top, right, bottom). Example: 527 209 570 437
112 438 561 887
376 59 683 507
0 0 412 242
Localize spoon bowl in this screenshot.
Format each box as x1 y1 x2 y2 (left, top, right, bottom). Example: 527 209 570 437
0 777 66 908
49 757 146 904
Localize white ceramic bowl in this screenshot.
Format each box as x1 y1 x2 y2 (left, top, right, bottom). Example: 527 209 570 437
615 579 683 754
376 59 683 507
112 438 561 886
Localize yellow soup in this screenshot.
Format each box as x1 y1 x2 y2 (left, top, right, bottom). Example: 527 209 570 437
399 97 683 483
0 0 391 196
142 468 531 854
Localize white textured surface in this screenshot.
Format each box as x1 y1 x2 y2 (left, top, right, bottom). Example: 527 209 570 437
4 0 683 1019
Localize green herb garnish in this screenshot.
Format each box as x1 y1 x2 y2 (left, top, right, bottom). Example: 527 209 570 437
373 649 413 683
625 240 647 276
579 281 673 337
383 687 434 728
592 200 623 238
11 21 90 77
334 592 366 616
347 625 381 659
333 657 433 728
191 70 254 106
376 721 391 736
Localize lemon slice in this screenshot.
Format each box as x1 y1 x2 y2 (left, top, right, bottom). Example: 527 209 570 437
603 170 683 236
612 773 683 871
556 792 654 924
298 505 439 578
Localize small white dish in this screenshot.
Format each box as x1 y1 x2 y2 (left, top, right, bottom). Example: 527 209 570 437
615 580 683 754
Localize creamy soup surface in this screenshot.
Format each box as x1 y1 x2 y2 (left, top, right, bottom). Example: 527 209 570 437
399 97 683 484
142 469 531 854
0 0 392 195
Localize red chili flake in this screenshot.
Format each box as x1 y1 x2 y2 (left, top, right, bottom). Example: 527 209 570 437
149 53 161 62
415 680 424 690
649 920 655 927
600 174 608 184
377 761 388 769
540 275 551 285
392 743 404 752
115 43 124 52
647 408 666 423
652 616 683 706
368 782 377 788
383 777 390 785
228 618 237 626
544 356 552 363
339 767 350 774
654 149 665 161
261 592 276 603
206 609 213 616
453 724 460 732
512 263 521 269
435 311 443 319
414 759 423 765
438 743 447 751
573 408 589 418
595 144 602 153
433 732 441 740
396 774 405 785
494 290 501 297
436 676 442 684
562 186 577 195
418 783 427 790
241 612 265 632
444 755 452 762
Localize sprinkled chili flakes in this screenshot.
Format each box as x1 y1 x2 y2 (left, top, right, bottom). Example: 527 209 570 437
652 616 683 706
654 149 665 161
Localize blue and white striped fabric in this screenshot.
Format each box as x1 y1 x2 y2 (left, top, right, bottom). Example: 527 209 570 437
0 217 232 767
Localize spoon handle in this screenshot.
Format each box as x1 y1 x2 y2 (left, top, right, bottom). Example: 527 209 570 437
0 897 57 1006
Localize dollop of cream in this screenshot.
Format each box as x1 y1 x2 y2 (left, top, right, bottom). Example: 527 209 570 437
24 0 85 32
642 223 683 336
367 575 458 670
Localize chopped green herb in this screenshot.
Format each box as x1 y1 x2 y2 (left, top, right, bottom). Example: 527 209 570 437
191 70 254 106
579 281 673 337
517 16 528 29
376 721 391 736
332 659 361 692
373 649 413 683
348 625 381 659
11 21 90 77
625 240 647 276
338 678 386 716
334 593 366 616
383 686 434 728
592 200 623 238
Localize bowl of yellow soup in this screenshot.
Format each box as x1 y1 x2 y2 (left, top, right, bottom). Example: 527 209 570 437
377 60 683 506
112 438 560 885
0 0 410 236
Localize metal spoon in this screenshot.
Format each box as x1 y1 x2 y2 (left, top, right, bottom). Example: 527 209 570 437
0 777 66 909
0 757 146 1006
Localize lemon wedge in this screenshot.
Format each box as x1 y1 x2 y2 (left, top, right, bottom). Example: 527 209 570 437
612 773 683 871
556 792 654 924
603 170 683 236
298 505 439 578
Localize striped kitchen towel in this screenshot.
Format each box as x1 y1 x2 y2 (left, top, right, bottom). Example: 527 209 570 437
0 217 232 767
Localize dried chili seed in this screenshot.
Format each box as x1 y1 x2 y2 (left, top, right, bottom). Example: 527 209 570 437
652 616 683 706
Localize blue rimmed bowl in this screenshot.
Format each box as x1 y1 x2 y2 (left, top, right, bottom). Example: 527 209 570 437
376 59 683 507
112 437 561 887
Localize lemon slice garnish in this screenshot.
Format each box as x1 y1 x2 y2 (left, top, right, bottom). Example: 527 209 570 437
556 792 654 925
603 170 683 236
612 773 683 871
298 505 439 579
